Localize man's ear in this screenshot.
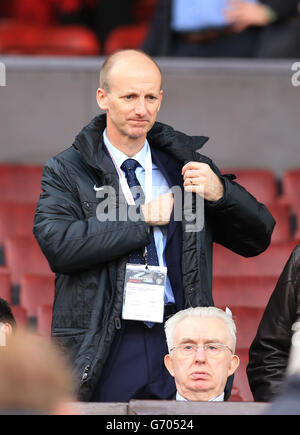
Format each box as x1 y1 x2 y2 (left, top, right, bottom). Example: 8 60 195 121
96 87 109 111
164 354 175 377
157 89 163 112
228 354 240 377
0 322 12 346
4 322 13 337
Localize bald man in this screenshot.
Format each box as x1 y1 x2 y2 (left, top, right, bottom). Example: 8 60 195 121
34 49 275 402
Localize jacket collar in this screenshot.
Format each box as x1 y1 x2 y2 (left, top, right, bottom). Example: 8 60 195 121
73 113 209 170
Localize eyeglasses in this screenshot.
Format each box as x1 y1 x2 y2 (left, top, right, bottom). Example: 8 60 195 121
170 343 233 358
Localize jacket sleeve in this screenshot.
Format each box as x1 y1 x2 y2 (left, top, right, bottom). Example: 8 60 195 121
246 248 299 402
206 172 275 257
33 159 150 274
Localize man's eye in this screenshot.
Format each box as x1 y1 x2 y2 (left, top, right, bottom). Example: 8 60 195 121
183 345 193 351
207 345 218 351
123 95 136 100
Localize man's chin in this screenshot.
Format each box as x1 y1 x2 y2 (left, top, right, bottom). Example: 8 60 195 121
127 127 149 139
188 379 212 393
180 385 215 401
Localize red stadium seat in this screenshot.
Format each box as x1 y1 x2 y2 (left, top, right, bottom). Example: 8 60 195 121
213 241 298 278
40 25 100 55
222 168 278 205
12 0 97 26
105 24 149 54
11 305 28 327
0 22 100 55
37 304 53 337
0 202 36 244
0 2 13 18
0 269 12 303
0 164 43 203
228 386 243 402
229 348 253 402
280 169 300 211
3 235 53 286
214 305 262 401
213 275 277 309
280 170 300 237
133 0 158 23
13 0 55 25
294 203 300 240
230 306 264 350
20 274 55 317
268 203 292 243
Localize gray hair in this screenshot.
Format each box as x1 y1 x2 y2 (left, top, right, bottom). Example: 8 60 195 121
164 306 237 352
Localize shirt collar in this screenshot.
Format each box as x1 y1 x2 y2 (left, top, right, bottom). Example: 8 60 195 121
176 391 224 402
103 129 149 170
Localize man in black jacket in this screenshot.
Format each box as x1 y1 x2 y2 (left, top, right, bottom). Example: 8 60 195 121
33 49 275 402
263 312 300 414
143 0 300 58
247 244 300 402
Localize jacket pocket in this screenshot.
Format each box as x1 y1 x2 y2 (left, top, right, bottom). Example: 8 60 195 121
52 328 87 363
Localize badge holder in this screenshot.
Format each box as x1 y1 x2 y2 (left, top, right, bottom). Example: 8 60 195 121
122 249 167 324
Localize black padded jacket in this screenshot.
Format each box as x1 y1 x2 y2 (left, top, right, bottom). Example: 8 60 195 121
247 244 300 402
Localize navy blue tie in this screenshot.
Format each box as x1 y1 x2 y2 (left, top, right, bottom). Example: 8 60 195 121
121 158 159 266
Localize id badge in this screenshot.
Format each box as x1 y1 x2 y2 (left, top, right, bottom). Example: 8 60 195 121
122 264 167 324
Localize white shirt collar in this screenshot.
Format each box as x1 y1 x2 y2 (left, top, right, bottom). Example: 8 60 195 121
103 129 149 171
176 391 224 402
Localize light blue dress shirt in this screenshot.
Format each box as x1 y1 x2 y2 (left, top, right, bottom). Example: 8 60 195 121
176 391 224 401
171 0 257 32
103 130 175 304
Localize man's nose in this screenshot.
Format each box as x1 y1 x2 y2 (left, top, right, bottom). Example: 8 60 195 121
134 98 147 115
194 346 207 362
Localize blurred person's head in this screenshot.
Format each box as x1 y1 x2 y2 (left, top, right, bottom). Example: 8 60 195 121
0 298 16 346
96 49 163 155
0 329 76 414
164 307 240 401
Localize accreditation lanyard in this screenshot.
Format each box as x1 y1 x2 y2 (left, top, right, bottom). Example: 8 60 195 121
105 145 167 324
105 144 153 205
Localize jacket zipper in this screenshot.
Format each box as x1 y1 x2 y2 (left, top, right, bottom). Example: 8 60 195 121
81 364 90 383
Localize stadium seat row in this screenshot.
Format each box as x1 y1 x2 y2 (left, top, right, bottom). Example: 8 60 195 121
0 200 298 247
0 22 101 55
11 303 52 337
1 164 299 205
0 0 158 55
0 165 299 245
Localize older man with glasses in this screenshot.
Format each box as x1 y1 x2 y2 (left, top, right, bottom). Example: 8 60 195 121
164 306 240 401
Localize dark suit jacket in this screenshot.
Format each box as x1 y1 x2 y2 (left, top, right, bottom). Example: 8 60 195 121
151 146 184 310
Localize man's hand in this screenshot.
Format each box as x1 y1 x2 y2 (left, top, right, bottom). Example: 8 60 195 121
141 192 174 226
225 1 272 33
182 162 224 202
